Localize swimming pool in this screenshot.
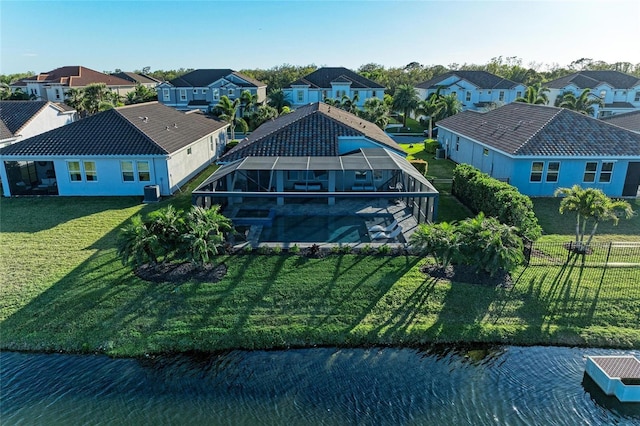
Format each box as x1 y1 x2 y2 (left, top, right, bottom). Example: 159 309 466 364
259 215 383 244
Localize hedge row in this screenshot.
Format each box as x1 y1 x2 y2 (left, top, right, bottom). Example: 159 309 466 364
410 159 428 176
451 164 542 241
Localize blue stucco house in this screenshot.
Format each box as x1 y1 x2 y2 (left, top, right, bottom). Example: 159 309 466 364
0 102 228 197
437 102 640 197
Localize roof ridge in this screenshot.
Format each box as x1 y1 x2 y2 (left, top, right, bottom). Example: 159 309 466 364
114 107 170 155
515 104 563 153
237 104 320 147
14 101 50 135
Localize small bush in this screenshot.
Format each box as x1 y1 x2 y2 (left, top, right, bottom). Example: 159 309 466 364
359 244 373 255
410 159 428 176
289 244 301 254
242 245 253 254
377 245 392 255
305 244 322 258
340 245 353 254
424 139 439 155
258 245 271 255
272 245 282 254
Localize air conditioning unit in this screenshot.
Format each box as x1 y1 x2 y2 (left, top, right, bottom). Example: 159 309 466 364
143 185 160 203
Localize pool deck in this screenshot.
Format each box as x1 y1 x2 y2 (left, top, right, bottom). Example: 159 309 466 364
228 198 419 250
585 356 640 402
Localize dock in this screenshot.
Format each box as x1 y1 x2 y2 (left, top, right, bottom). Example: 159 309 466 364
585 356 640 402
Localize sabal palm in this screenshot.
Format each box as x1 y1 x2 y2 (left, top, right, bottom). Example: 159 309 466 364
410 221 457 269
515 84 549 105
148 205 183 261
555 185 634 249
362 98 390 129
556 89 603 116
117 215 160 266
267 89 291 113
183 205 232 264
392 84 420 127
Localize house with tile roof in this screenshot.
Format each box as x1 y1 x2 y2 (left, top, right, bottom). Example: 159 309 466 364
10 66 137 102
601 110 640 133
111 72 161 89
545 70 640 118
193 103 438 224
437 102 640 197
283 67 385 109
415 71 527 112
0 102 228 197
156 69 267 113
0 101 76 148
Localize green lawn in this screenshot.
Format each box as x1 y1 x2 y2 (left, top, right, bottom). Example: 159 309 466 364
388 117 426 133
1 188 639 356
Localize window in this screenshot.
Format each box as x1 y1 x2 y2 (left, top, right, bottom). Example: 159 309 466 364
322 90 328 99
465 91 471 102
179 89 187 101
187 147 192 155
583 162 597 182
228 88 234 96
488 90 492 95
372 91 377 98
483 148 489 156
499 91 505 101
599 162 614 183
546 162 560 182
68 161 82 181
599 90 606 99
84 161 97 181
55 88 61 100
202 88 207 94
516 91 522 99
530 161 543 182
163 88 170 101
297 90 304 102
455 136 460 151
635 91 640 102
193 89 198 94
137 161 150 181
355 171 367 181
121 161 134 182
212 89 219 100
353 90 359 98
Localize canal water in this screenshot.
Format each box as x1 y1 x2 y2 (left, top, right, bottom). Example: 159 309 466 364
1 346 639 425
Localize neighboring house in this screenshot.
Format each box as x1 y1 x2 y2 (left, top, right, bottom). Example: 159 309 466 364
437 102 640 197
0 100 76 148
156 69 267 113
283 67 385 109
415 70 526 111
545 70 640 118
192 102 438 223
601 110 640 133
111 72 161 88
10 66 137 102
0 102 228 197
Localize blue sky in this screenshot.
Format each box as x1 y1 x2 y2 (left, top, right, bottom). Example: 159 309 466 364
1 0 639 75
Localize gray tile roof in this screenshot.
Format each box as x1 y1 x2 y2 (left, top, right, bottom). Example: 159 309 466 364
288 67 385 89
601 110 640 133
0 100 49 138
221 102 403 162
168 69 265 88
545 70 640 89
0 102 228 157
416 70 521 90
437 102 640 157
111 72 160 85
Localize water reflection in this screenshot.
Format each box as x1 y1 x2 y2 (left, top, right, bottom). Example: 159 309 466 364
1 346 639 425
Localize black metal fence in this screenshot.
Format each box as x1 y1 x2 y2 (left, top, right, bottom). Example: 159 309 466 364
524 240 640 268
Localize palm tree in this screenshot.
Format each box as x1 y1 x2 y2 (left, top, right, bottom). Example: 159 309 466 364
554 185 634 252
409 221 457 269
392 84 420 128
267 88 291 113
82 83 111 115
214 95 247 140
117 215 160 266
339 93 359 114
361 98 390 129
435 93 462 121
147 205 183 262
65 88 85 116
239 90 259 115
555 88 603 116
515 84 549 105
415 88 444 139
182 205 233 265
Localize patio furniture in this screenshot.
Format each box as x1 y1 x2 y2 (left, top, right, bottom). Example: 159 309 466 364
371 225 403 240
368 219 398 233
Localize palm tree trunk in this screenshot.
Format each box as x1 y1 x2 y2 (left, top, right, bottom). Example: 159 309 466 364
428 117 433 139
584 221 599 248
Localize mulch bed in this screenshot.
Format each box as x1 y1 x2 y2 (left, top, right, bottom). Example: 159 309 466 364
421 264 513 288
135 262 227 283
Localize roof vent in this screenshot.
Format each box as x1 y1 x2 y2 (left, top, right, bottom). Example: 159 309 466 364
173 123 178 128
139 116 148 122
166 125 170 131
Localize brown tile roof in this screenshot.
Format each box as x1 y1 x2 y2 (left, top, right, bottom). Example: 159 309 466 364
25 66 134 88
601 110 640 133
437 102 640 157
0 102 228 156
221 102 403 161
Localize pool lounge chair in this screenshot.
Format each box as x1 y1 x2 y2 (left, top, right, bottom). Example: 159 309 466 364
368 219 398 233
371 225 403 240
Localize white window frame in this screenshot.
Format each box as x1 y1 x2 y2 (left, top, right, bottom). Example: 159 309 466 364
465 91 471 102
297 90 304 102
212 89 219 100
179 89 187 101
583 161 597 183
530 162 543 182
84 161 97 182
599 162 614 183
499 91 505 101
546 161 560 182
121 160 135 182
635 91 640 102
137 161 150 182
163 88 170 101
67 161 82 182
228 88 234 96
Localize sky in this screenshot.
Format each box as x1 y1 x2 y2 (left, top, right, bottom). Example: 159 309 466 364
1 0 639 75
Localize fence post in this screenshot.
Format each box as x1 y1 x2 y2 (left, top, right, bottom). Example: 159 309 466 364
566 241 573 264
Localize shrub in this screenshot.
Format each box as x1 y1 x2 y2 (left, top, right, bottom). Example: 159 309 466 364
452 164 541 240
272 245 282 255
258 245 271 255
377 244 392 255
359 244 373 255
424 139 439 155
242 245 253 254
339 245 353 254
289 244 301 254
